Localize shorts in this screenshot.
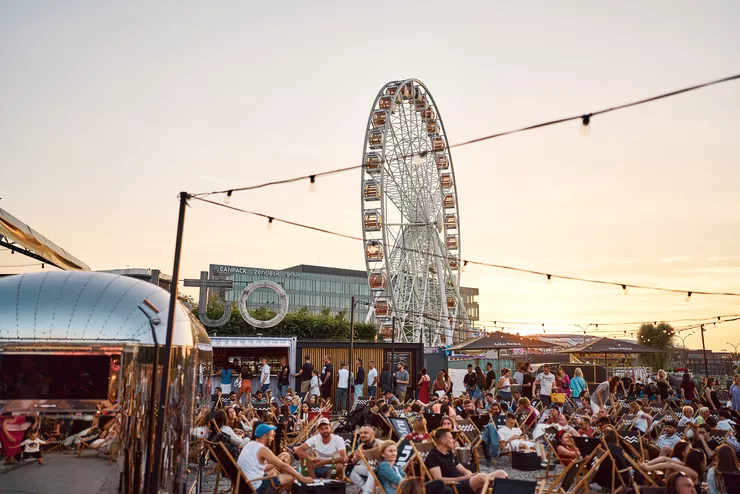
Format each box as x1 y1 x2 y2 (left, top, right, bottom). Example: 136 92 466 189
23 451 42 459
314 466 331 478
456 479 475 494
220 383 232 394
255 476 279 494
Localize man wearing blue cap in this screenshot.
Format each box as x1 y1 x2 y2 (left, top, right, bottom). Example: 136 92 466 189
237 423 314 492
294 418 349 478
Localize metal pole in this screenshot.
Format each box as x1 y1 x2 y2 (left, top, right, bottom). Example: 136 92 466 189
391 315 396 370
348 296 355 412
700 324 709 378
149 191 189 493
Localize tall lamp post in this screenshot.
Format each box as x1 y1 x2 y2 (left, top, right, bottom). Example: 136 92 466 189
700 325 709 378
676 329 697 349
727 342 740 376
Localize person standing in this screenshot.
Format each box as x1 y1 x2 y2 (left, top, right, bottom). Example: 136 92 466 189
512 365 524 387
236 359 253 405
394 362 409 402
521 363 535 400
569 368 587 399
380 362 393 395
214 361 235 394
590 376 621 414
278 357 290 399
321 355 333 400
354 359 366 407
417 368 430 403
367 360 378 398
485 363 496 393
336 362 350 413
534 364 556 407
463 364 477 397
293 355 313 399
731 375 740 412
259 358 271 394
680 372 697 402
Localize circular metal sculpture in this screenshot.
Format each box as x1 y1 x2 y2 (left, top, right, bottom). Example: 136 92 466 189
361 79 470 346
238 280 289 328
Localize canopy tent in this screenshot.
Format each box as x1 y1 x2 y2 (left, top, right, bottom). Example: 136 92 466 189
449 331 556 351
558 337 662 355
558 336 661 377
0 207 89 271
449 331 556 378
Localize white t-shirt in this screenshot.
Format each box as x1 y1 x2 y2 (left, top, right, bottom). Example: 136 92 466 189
536 372 556 396
337 368 350 388
20 438 47 453
368 368 378 387
498 426 523 442
634 411 650 433
591 381 610 404
261 364 271 385
305 433 346 460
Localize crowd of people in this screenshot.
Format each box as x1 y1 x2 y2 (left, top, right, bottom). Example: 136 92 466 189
202 360 740 494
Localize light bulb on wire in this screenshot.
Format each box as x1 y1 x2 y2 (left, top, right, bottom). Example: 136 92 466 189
267 217 274 230
224 190 233 204
685 291 692 302
546 274 552 285
579 114 591 136
309 175 316 193
462 260 468 272
622 284 628 295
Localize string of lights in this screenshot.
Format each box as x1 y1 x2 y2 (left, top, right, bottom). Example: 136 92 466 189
191 195 740 298
0 263 46 268
190 73 740 200
469 314 740 331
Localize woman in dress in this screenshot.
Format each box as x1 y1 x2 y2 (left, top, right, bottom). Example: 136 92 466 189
656 369 673 404
703 377 720 411
569 368 587 399
417 368 430 404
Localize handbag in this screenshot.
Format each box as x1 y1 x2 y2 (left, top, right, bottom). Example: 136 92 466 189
551 392 566 404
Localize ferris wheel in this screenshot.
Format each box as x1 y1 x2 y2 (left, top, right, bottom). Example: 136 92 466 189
361 79 470 346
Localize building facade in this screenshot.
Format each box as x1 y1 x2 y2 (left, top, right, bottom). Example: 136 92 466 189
210 264 371 323
671 348 734 377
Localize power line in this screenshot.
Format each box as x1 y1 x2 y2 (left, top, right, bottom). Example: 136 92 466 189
0 263 46 268
190 73 740 200
191 195 740 298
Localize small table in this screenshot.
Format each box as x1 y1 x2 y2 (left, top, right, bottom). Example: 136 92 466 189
294 480 347 494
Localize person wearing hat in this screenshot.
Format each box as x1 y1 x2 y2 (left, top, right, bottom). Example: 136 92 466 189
383 389 400 405
294 418 348 478
293 355 314 399
237 423 313 492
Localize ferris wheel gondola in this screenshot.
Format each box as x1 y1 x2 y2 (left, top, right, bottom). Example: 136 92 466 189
361 79 470 346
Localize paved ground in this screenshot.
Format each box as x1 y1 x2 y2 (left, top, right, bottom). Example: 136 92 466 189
0 453 118 494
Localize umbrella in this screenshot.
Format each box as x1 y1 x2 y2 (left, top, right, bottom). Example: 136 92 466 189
449 331 556 379
557 336 661 376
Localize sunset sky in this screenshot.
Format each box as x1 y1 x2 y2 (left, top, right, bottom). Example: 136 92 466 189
2 2 739 350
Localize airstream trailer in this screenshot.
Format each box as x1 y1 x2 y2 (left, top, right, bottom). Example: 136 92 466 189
0 271 212 493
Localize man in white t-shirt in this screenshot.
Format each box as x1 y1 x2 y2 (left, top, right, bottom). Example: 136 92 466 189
336 362 350 413
367 361 378 398
294 418 349 478
260 358 271 393
498 413 546 462
535 364 557 407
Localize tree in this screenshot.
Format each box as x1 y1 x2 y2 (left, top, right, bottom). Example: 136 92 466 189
637 322 675 371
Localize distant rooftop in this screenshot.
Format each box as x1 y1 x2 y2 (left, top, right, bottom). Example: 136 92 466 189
283 264 368 279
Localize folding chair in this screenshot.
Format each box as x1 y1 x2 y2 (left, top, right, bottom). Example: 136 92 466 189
492 414 507 430
205 440 270 494
635 486 666 494
539 457 585 494
394 439 417 474
358 446 386 494
410 442 436 481
617 414 636 431
565 448 609 494
618 430 644 462
602 444 633 493
389 417 413 441
423 413 443 432
76 431 102 457
470 414 491 432
336 432 357 456
452 418 481 472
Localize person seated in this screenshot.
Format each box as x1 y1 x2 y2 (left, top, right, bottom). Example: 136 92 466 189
516 397 539 430
484 393 498 413
653 419 682 457
717 410 735 431
349 425 380 494
592 427 632 490
692 423 717 459
677 405 696 428
459 400 476 419
431 396 451 414
425 428 507 494
645 439 690 466
294 418 349 478
252 391 267 404
212 410 249 457
237 424 313 492
211 387 224 409
383 390 400 405
694 407 711 425
404 417 430 442
497 413 547 465
555 430 579 466
377 441 407 494
576 416 594 437
627 401 654 434
379 404 393 419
